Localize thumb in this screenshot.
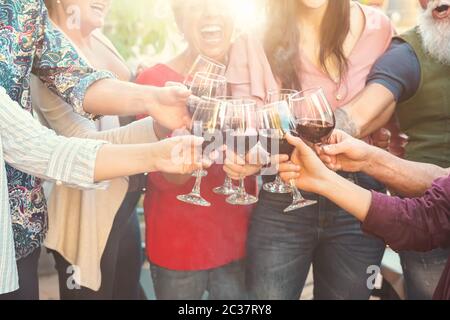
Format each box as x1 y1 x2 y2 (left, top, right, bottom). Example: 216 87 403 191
166 82 191 98
321 141 349 156
285 133 310 154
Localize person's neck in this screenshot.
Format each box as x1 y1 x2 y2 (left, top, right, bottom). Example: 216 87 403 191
170 49 200 76
49 10 93 50
297 3 328 32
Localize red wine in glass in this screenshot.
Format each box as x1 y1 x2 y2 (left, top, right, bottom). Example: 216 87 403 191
260 131 296 156
296 120 335 144
230 132 259 156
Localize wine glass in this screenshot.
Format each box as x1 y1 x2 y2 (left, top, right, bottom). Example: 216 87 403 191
184 55 226 86
258 100 296 184
187 72 227 116
262 89 299 194
212 97 245 196
224 99 259 206
291 87 335 146
177 97 226 207
185 72 227 177
283 87 335 213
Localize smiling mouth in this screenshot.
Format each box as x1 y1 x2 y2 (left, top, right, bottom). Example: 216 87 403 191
433 4 450 19
200 25 224 44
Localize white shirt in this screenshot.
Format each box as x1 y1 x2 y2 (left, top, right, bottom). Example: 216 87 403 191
0 87 108 294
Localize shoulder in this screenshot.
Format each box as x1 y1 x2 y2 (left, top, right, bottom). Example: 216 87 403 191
360 4 395 42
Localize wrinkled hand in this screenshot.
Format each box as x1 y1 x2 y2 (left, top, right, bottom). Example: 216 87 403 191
278 134 330 193
150 82 191 131
151 135 212 175
371 127 391 150
316 130 376 172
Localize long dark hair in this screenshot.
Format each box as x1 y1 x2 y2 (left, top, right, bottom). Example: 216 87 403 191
264 0 351 89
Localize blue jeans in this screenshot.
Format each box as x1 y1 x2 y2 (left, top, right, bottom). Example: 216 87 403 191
150 260 247 300
247 173 386 300
400 248 450 300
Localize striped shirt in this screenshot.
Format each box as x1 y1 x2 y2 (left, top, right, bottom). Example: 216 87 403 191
0 87 108 294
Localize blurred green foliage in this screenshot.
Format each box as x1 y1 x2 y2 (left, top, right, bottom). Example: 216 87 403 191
104 0 180 62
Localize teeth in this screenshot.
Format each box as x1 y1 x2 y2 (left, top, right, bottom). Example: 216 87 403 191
200 25 222 33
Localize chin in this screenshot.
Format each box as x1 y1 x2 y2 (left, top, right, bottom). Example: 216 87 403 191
198 47 229 62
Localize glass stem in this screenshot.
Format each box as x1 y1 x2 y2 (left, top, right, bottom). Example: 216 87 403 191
275 175 284 185
290 180 304 202
225 176 234 188
238 178 246 197
191 170 203 195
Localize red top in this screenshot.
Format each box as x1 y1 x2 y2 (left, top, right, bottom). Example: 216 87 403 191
136 64 256 271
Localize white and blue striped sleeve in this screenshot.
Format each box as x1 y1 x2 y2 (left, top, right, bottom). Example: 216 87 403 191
0 87 109 190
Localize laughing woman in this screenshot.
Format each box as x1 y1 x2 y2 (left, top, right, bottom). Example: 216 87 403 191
135 0 257 300
229 0 395 299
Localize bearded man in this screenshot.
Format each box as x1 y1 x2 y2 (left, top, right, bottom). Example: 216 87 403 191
334 0 450 300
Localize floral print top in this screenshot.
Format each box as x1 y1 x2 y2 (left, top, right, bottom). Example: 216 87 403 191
0 0 114 260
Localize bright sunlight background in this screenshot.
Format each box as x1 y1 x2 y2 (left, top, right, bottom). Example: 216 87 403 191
104 0 419 68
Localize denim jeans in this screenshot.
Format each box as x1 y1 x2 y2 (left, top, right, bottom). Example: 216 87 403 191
150 260 247 300
247 173 386 300
400 248 450 300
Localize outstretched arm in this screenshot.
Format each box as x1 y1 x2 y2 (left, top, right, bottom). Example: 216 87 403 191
1 87 206 188
320 130 449 197
279 134 450 254
335 83 396 138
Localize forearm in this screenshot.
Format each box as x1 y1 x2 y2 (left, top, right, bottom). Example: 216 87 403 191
335 84 396 138
364 148 449 197
83 79 155 116
93 143 156 181
85 118 158 145
317 172 373 221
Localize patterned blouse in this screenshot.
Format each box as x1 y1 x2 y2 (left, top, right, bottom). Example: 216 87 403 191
0 0 114 260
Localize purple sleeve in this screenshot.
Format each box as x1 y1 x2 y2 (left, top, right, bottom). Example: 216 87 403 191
362 176 450 252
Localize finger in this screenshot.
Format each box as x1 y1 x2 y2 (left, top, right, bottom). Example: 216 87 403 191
165 81 187 89
278 162 301 173
223 166 243 180
285 133 310 154
321 141 350 156
224 161 248 175
169 84 191 98
271 154 290 165
279 171 300 182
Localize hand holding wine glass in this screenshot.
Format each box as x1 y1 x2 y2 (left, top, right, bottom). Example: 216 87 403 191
177 97 227 207
262 89 299 194
282 87 335 212
317 129 378 173
278 133 333 194
224 99 260 206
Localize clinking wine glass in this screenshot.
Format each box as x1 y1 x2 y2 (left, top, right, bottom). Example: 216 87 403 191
262 89 299 194
212 97 247 196
184 55 226 86
185 72 227 177
283 87 335 213
225 100 259 206
257 100 297 195
177 97 226 207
